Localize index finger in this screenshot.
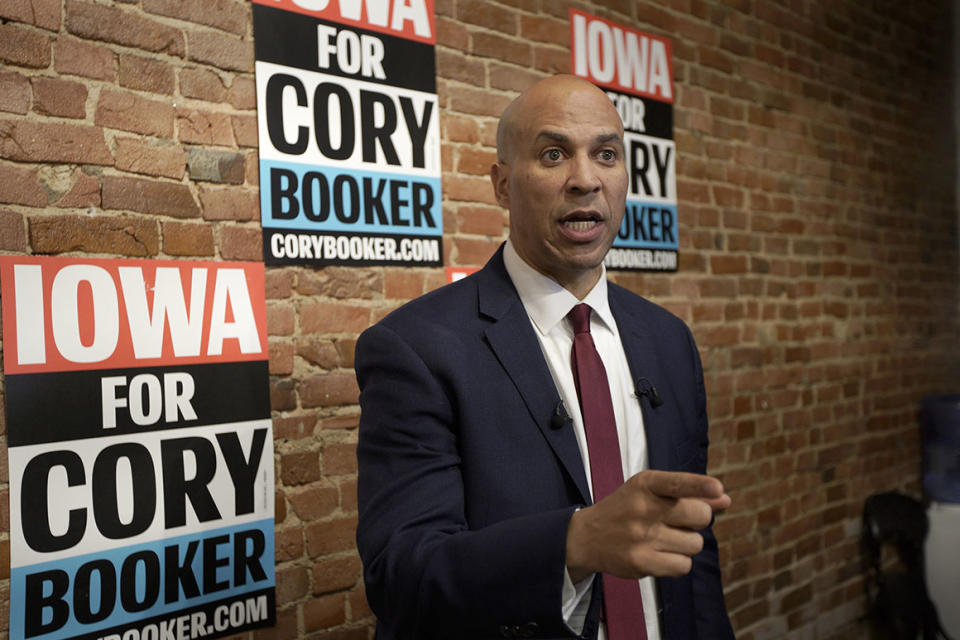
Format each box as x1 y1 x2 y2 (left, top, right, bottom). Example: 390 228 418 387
640 470 726 501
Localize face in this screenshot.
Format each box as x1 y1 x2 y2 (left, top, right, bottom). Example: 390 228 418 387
491 76 627 298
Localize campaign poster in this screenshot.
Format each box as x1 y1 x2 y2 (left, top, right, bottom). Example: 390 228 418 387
253 0 442 267
570 9 678 272
0 257 275 640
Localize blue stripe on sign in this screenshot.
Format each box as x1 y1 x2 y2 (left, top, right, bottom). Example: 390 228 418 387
259 159 442 236
10 519 275 640
613 200 679 250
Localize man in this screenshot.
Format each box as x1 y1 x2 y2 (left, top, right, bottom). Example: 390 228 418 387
355 75 734 639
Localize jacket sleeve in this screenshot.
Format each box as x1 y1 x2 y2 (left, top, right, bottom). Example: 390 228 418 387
686 326 736 640
354 321 583 639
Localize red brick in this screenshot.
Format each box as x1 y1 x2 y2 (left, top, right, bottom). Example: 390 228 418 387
456 205 506 236
452 237 499 266
31 77 88 119
473 32 531 66
280 451 320 486
457 148 497 176
458 2 518 34
96 89 174 138
119 54 175 95
348 586 372 622
711 255 749 274
115 137 186 180
275 566 309 605
195 186 257 221
53 36 115 81
0 539 8 580
161 220 214 256
311 554 362 595
296 339 340 369
0 118 113 164
443 113 480 144
489 63 542 93
232 114 258 148
443 175 498 205
520 13 567 45
187 29 253 72
0 209 27 251
436 49 485 85
339 477 358 512
66 0 185 56
447 86 514 119
303 593 347 632
29 214 159 256
288 485 339 521
143 0 249 36
532 44 570 75
229 76 256 110
274 527 304 562
321 414 359 431
299 373 360 408
268 340 294 375
102 175 200 218
305 516 358 557
267 302 295 336
54 168 101 208
435 15 468 50
297 268 381 299
301 302 370 335
0 72 31 114
219 225 262 260
383 270 425 299
180 67 228 102
0 0 60 31
177 107 235 145
273 414 314 441
322 442 358 476
0 23 51 68
336 338 356 369
0 164 47 207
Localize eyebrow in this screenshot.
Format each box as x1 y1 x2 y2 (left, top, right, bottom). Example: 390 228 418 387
533 130 624 147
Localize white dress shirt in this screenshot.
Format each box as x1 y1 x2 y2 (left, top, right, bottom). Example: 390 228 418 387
503 240 662 640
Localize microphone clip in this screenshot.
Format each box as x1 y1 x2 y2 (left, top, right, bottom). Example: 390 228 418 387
550 401 572 429
635 377 664 408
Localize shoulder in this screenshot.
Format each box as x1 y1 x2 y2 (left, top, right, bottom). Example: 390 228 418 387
376 274 481 335
608 280 691 336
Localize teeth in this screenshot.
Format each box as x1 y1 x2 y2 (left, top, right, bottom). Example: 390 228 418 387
564 220 597 231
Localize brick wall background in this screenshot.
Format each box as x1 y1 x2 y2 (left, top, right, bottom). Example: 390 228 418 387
0 1 957 639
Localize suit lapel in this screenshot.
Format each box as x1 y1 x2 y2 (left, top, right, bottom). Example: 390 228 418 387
608 287 674 471
476 249 592 505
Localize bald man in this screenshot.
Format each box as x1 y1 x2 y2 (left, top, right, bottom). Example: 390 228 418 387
356 75 734 640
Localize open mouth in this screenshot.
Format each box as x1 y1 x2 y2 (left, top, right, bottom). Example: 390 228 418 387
560 211 602 232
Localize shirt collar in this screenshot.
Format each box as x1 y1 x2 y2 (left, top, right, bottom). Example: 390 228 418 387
502 240 616 336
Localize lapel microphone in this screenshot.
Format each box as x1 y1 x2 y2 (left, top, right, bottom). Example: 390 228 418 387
550 401 571 429
635 377 664 407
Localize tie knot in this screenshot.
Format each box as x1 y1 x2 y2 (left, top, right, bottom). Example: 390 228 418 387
569 303 592 335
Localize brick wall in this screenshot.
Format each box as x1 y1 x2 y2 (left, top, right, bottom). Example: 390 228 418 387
0 1 957 639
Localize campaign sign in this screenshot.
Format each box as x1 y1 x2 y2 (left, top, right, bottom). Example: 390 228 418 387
0 257 275 640
570 9 678 272
253 0 442 267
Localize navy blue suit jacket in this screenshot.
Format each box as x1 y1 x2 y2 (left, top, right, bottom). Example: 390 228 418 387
355 247 734 639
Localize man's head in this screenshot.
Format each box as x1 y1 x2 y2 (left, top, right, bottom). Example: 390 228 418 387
491 74 627 298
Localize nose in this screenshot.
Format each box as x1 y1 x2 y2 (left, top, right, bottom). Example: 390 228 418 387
565 153 601 194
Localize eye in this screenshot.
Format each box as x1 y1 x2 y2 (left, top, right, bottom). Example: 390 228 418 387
541 148 563 163
598 148 617 162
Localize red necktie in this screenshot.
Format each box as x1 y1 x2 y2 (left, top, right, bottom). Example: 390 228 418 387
568 303 647 640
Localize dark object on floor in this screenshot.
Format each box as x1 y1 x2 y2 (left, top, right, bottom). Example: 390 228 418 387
861 491 952 640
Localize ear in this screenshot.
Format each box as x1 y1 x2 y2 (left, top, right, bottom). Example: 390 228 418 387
490 162 510 208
